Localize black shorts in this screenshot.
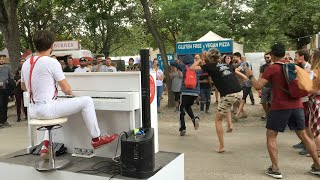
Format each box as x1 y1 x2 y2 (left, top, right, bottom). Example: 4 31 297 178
267 109 305 132
174 92 181 101
242 86 252 100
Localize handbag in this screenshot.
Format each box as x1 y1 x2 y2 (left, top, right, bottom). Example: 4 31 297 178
6 78 18 96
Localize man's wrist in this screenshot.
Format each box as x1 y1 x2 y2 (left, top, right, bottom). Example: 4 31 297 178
248 75 254 80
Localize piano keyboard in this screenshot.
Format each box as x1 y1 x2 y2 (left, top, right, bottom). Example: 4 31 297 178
57 93 139 111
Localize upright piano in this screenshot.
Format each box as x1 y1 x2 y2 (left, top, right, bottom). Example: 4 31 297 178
27 72 159 158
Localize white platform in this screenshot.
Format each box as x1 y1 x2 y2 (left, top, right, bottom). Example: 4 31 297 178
0 151 184 180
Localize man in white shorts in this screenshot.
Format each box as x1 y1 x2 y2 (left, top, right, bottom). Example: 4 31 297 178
21 30 118 159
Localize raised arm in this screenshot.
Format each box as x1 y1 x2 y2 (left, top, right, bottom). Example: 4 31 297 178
170 61 184 71
190 59 202 71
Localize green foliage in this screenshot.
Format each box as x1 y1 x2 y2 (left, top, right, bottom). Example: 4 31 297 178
243 0 320 50
4 0 320 55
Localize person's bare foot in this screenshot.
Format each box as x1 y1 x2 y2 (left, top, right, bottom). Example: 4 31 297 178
216 149 225 153
226 128 233 133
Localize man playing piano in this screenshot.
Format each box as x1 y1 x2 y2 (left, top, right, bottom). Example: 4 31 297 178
21 30 118 159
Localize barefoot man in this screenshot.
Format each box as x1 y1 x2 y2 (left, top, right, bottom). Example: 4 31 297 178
190 48 246 153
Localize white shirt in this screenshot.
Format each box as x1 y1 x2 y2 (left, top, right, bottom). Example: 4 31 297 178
152 68 163 86
105 66 117 72
74 67 90 73
302 62 313 102
21 56 65 104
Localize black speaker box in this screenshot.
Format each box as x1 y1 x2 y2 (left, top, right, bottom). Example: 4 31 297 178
120 128 155 179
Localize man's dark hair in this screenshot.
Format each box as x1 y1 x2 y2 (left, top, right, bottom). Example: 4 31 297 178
270 43 285 57
295 49 310 62
33 30 55 52
129 58 134 62
265 52 271 56
96 55 104 59
67 56 73 60
232 52 241 58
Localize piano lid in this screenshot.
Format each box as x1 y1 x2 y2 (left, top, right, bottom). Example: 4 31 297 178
62 72 141 92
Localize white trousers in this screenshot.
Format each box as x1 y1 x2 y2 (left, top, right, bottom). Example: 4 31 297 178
30 96 101 141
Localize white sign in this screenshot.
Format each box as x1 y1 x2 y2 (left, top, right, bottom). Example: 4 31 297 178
53 41 80 50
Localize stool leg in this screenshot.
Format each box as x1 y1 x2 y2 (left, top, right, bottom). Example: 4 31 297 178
48 129 55 168
35 125 70 171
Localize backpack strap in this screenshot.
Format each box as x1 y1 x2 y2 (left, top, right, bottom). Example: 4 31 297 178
274 61 285 65
272 62 291 95
185 65 189 71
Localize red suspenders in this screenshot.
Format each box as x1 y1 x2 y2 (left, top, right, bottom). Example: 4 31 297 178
29 56 58 104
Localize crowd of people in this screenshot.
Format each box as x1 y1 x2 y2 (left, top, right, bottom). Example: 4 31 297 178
158 44 320 178
1 30 320 178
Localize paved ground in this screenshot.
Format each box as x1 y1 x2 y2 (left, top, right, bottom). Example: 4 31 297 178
1 95 319 180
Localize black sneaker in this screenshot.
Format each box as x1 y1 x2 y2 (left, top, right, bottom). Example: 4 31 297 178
0 124 4 128
299 148 308 155
180 130 186 136
265 166 282 179
310 165 320 176
292 141 304 149
192 117 200 130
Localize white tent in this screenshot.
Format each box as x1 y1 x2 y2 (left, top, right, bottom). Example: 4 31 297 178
196 31 228 42
196 31 244 55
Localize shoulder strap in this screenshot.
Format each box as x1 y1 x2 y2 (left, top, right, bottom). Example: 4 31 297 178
29 56 42 104
185 65 189 71
274 61 285 65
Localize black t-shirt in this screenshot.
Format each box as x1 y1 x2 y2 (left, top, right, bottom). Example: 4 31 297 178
260 63 272 88
199 72 211 89
201 63 242 96
63 66 77 72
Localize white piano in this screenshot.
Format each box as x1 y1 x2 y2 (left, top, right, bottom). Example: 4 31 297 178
28 72 159 158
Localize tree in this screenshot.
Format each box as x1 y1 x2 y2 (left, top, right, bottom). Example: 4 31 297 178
0 0 21 71
73 0 136 56
242 0 320 50
18 0 82 52
140 0 175 107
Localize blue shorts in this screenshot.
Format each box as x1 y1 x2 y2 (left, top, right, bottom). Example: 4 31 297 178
266 109 305 132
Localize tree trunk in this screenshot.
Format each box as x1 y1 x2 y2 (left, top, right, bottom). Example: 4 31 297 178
102 38 111 57
140 0 175 107
1 0 20 73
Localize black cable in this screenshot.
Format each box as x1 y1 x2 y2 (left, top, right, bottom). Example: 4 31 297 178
114 132 124 158
77 130 160 178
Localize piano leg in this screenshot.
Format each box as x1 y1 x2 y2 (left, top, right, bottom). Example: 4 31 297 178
129 110 135 130
27 108 35 153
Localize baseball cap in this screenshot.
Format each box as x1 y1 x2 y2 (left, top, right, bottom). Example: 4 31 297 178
79 57 86 62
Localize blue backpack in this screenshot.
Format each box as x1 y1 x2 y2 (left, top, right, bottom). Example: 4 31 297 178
275 62 312 98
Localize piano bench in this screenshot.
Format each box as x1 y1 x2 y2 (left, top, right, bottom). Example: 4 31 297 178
29 118 70 171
